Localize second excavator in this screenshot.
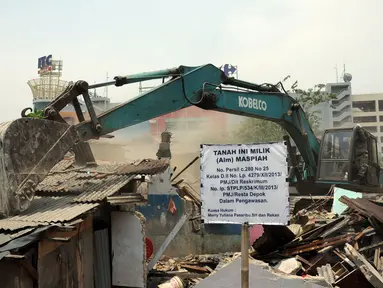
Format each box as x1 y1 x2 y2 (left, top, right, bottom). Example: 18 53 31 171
0 63 380 217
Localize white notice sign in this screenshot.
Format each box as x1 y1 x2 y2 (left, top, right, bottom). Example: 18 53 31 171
200 142 289 225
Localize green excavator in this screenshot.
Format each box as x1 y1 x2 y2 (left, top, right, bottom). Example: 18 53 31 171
0 64 379 217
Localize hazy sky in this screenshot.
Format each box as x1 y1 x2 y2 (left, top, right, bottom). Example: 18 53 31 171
1 0 382 122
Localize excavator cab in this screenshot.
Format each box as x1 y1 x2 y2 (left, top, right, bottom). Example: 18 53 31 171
317 126 380 186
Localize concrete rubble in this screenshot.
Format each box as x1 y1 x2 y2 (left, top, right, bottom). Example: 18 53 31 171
148 252 328 287
194 256 328 288
148 253 235 287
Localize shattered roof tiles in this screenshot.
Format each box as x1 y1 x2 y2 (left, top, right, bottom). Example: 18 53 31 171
0 196 98 232
36 158 170 202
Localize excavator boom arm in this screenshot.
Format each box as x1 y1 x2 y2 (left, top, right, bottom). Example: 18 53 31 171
68 64 319 175
0 63 320 217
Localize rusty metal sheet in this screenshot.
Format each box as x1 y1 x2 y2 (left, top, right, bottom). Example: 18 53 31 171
77 158 170 175
73 175 136 202
50 157 75 172
0 196 98 232
49 157 169 175
40 171 111 189
37 172 135 202
36 158 170 202
116 159 170 175
282 234 355 256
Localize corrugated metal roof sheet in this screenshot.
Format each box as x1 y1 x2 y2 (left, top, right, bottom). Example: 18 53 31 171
0 196 98 232
73 175 136 202
50 157 75 172
0 220 45 232
0 158 168 243
50 157 169 175
116 159 170 175
67 158 170 175
0 228 34 246
36 158 170 202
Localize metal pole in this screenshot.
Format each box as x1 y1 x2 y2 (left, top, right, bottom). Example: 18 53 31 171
171 156 199 182
241 222 249 288
88 67 182 90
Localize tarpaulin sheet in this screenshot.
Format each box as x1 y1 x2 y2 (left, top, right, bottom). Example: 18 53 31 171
0 226 51 261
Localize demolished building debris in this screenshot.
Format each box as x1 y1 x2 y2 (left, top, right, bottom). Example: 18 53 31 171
247 192 383 288
148 186 383 288
3 143 383 287
148 253 329 287
148 253 235 287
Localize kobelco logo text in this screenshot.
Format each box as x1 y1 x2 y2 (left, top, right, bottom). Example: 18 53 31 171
238 96 267 111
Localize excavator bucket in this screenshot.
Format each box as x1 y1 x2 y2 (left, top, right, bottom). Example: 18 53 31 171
0 118 79 218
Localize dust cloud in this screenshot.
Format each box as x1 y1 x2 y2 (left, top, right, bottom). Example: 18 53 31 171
89 119 240 194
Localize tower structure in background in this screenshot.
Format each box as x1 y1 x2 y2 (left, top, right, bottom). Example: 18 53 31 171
28 55 69 111
324 65 353 130
27 55 112 125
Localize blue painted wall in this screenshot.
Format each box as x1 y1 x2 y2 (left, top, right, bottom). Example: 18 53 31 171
136 194 241 256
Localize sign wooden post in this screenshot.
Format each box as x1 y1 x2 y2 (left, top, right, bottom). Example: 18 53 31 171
241 222 249 288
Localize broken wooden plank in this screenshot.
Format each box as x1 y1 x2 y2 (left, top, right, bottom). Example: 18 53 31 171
283 234 354 257
332 261 349 280
295 255 312 267
180 264 210 273
151 271 209 279
359 241 383 253
148 214 188 271
333 249 356 269
4 254 25 259
20 260 38 281
344 243 383 288
334 268 374 288
47 237 71 242
374 248 380 270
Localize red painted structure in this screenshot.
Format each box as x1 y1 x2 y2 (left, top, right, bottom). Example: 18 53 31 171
149 106 227 138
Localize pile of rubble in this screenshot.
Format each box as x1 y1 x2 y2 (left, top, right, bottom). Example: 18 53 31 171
149 194 383 287
148 253 235 287
251 195 383 287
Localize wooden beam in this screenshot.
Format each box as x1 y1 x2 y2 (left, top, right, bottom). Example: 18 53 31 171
20 260 38 281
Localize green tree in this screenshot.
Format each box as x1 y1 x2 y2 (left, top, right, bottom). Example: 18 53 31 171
233 118 285 143
232 79 336 143
379 152 383 167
